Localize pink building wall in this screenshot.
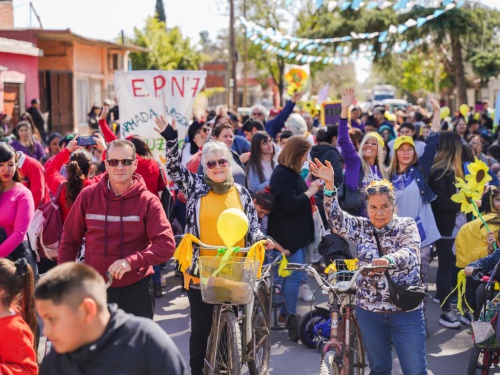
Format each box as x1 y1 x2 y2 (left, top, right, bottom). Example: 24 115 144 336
0 51 39 109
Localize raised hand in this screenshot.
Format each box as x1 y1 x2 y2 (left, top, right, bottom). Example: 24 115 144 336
309 158 335 187
154 116 177 134
341 88 355 108
428 93 440 112
92 133 107 152
100 105 109 121
292 91 306 103
66 136 80 152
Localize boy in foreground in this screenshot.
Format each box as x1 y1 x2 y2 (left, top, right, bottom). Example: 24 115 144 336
36 262 187 375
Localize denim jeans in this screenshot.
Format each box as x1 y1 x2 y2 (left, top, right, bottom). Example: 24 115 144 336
355 307 428 375
278 247 306 316
153 264 161 285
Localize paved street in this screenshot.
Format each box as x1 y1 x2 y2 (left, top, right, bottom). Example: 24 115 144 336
154 259 483 375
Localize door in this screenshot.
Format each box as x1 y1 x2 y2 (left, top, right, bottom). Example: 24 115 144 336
39 71 73 134
3 82 22 125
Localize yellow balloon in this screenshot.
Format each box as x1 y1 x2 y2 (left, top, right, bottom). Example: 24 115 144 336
474 112 480 120
217 208 249 248
440 106 450 120
460 104 469 117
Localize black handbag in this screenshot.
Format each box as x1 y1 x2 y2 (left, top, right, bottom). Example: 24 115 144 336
373 232 429 311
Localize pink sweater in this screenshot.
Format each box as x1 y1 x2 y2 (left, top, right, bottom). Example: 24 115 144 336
0 184 34 257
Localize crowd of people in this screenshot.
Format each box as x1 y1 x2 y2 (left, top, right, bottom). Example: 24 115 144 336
1 87 500 375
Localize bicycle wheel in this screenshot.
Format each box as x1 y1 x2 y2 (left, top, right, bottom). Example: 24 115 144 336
248 283 271 375
467 344 492 375
204 310 242 375
346 317 366 374
320 350 341 375
299 309 330 349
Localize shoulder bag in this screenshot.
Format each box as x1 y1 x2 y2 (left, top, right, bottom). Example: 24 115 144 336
373 232 429 311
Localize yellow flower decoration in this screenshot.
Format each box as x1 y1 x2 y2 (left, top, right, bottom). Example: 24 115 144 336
451 187 483 214
465 158 492 192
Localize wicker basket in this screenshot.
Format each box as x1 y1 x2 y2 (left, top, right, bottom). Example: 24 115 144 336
199 256 260 305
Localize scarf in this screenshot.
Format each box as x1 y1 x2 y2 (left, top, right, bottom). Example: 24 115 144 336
204 172 234 194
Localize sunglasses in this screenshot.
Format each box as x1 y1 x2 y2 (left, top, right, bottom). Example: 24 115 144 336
107 159 135 167
366 185 391 195
206 158 228 169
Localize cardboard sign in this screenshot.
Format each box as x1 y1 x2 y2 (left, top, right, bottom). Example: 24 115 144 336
115 70 207 165
321 101 342 126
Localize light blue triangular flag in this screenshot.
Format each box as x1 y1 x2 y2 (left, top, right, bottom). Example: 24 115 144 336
398 25 408 34
433 9 445 18
378 31 388 43
416 17 427 27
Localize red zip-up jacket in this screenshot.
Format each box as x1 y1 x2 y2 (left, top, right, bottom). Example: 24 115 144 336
58 173 175 287
17 151 49 208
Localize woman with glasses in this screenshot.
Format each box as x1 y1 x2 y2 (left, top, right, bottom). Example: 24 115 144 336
155 116 274 375
309 161 427 375
388 94 442 299
246 131 275 193
181 121 209 165
428 131 465 329
338 88 388 216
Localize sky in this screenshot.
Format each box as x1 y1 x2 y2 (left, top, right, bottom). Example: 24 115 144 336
11 0 500 83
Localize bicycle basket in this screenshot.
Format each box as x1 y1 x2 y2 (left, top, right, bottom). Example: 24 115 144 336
327 259 358 284
198 256 260 305
473 291 500 348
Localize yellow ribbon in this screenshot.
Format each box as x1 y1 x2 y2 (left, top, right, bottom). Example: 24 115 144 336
173 233 201 273
245 240 266 278
441 270 474 314
278 255 292 278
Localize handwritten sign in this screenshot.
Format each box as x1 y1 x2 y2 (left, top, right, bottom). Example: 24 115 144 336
115 70 207 164
321 101 342 126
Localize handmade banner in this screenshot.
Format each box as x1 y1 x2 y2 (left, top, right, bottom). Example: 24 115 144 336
115 70 207 165
284 64 310 97
321 101 342 126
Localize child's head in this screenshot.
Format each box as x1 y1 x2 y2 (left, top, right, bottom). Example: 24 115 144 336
482 186 500 214
35 263 108 354
0 258 36 343
253 188 275 219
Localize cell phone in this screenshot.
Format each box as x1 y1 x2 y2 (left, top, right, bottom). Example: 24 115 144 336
76 135 96 146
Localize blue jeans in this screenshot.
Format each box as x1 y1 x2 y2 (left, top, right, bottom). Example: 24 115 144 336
355 307 427 375
153 264 161 285
278 247 305 316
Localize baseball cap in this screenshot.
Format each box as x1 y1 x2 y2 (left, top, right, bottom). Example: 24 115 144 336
365 131 385 148
394 135 415 151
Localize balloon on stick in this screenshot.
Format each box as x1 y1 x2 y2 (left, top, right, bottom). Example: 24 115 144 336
460 104 469 117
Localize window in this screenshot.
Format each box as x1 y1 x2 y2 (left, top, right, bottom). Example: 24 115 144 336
77 79 90 125
110 53 124 71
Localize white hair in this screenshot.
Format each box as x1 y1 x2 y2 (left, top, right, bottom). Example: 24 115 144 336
201 140 232 173
286 113 308 136
250 104 268 119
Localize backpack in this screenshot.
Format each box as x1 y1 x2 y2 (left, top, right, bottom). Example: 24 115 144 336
27 183 65 261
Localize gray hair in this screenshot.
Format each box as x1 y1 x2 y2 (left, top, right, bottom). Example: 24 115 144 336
250 104 268 119
286 113 308 136
364 180 397 210
201 140 232 173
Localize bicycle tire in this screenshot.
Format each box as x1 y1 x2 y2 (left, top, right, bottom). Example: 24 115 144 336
467 344 492 375
346 317 366 374
248 283 272 375
320 350 341 375
204 310 242 375
299 309 330 349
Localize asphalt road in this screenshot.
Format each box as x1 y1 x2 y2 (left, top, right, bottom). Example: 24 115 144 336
154 258 486 375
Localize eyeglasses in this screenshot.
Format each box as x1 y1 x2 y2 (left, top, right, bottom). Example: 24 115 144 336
106 159 135 167
252 112 264 117
206 158 228 169
366 184 392 195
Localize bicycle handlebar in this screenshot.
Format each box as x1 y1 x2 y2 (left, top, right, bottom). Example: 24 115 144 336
191 238 268 252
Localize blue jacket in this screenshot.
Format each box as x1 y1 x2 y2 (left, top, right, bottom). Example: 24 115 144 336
469 249 500 272
265 100 296 139
406 132 439 205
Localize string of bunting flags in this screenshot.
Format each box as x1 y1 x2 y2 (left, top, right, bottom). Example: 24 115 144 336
291 0 466 12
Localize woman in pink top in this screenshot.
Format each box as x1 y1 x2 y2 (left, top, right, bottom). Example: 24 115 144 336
0 144 37 274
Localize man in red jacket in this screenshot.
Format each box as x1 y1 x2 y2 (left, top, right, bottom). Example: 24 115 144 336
58 139 175 319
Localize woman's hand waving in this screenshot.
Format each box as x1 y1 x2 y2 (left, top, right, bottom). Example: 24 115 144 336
309 158 335 190
154 116 177 141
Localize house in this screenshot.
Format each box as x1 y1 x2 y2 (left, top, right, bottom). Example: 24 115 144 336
0 28 147 135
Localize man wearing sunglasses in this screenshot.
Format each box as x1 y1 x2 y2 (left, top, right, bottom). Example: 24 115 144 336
58 139 176 319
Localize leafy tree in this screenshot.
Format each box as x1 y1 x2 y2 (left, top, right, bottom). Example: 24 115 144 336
129 16 207 71
155 0 166 24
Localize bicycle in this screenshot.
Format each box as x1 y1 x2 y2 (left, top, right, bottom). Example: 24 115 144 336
467 268 500 375
194 238 272 375
286 261 389 375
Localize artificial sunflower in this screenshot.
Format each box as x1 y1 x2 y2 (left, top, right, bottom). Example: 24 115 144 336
451 188 483 214
465 157 492 192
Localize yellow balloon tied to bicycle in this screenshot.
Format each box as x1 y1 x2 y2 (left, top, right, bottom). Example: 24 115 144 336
217 208 249 248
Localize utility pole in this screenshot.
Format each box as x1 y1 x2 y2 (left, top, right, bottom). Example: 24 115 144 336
242 0 248 107
229 0 238 109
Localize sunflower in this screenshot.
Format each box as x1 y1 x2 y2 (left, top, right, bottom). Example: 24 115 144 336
451 187 483 214
455 177 484 196
465 158 492 192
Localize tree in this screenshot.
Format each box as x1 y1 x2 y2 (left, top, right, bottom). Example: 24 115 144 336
155 0 166 24
129 16 207 71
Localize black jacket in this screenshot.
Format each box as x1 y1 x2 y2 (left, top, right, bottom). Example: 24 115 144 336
428 169 461 237
40 304 187 375
310 143 343 187
268 164 314 253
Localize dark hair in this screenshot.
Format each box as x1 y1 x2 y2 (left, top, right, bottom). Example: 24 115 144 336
0 258 37 353
187 121 206 155
212 123 233 138
481 186 500 214
88 104 100 117
242 118 264 133
488 144 500 161
15 121 36 154
206 110 217 123
48 132 63 145
413 112 424 122
279 130 293 142
66 149 92 207
0 144 22 182
246 131 274 184
35 262 107 313
373 106 385 116
214 114 228 126
461 143 475 163
316 125 338 144
128 135 152 158
253 188 275 211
